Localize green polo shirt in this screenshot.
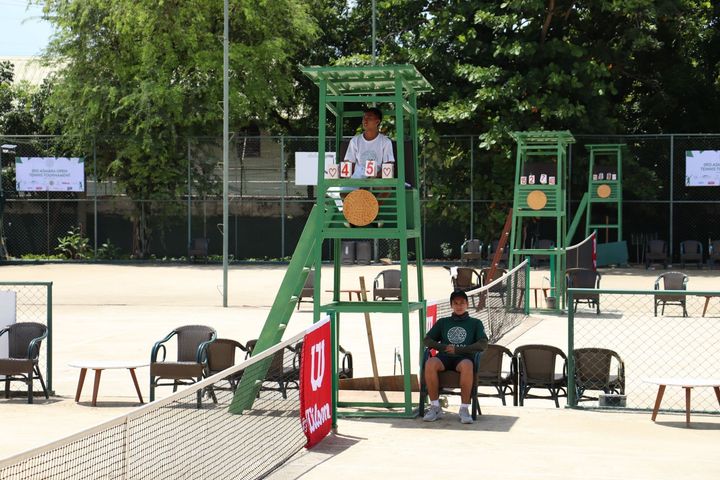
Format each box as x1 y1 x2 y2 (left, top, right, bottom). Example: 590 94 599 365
424 312 488 359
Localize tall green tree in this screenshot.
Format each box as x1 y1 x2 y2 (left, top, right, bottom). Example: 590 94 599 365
43 0 317 256
329 1 720 242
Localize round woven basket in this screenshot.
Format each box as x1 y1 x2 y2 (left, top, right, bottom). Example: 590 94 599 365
343 190 379 226
597 184 612 198
526 190 547 211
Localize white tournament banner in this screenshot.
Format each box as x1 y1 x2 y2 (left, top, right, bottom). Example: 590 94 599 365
15 157 85 192
685 150 720 186
295 152 337 186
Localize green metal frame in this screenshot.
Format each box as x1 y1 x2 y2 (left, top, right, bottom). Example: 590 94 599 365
508 131 575 310
302 65 432 421
231 65 431 419
584 144 624 242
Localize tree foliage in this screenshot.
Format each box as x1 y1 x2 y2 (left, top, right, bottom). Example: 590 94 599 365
313 0 720 241
11 0 720 251
42 0 317 256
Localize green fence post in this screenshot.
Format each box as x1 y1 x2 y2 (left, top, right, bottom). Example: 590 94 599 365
280 136 286 258
187 138 192 255
47 282 53 393
93 138 98 256
567 289 575 407
524 258 530 315
330 309 338 431
549 254 556 301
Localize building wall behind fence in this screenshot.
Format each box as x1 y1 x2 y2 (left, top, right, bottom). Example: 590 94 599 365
1 134 719 261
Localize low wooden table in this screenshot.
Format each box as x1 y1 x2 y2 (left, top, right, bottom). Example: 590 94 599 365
644 377 720 425
698 295 719 317
325 289 369 301
517 287 550 308
69 360 147 406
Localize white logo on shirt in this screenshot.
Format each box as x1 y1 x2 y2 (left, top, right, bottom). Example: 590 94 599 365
447 326 467 344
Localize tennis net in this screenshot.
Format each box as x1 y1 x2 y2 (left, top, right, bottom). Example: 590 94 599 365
0 330 308 480
566 231 596 270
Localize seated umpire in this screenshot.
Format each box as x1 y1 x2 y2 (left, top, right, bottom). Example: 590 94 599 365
423 289 488 424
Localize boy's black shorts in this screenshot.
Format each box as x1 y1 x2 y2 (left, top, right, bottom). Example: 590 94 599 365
436 353 473 371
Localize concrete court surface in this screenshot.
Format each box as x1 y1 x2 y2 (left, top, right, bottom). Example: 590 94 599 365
1 263 720 477
269 407 720 480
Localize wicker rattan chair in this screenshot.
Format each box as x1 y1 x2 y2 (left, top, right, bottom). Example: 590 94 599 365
0 322 49 404
452 267 482 291
206 338 247 393
296 270 314 310
188 238 209 263
373 269 401 301
245 339 301 399
480 267 507 306
566 268 602 314
460 239 483 264
150 325 216 403
654 272 688 317
573 347 625 402
476 344 515 405
679 240 703 269
645 239 668 269
419 348 483 420
515 344 568 408
709 240 720 268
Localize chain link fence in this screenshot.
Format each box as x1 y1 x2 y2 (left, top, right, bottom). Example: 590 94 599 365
0 282 53 395
568 287 720 414
2 134 720 262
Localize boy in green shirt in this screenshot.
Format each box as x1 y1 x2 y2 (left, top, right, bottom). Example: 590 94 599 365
423 289 488 424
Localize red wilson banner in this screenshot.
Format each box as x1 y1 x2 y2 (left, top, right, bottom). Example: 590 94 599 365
426 302 438 330
299 318 332 448
426 302 438 356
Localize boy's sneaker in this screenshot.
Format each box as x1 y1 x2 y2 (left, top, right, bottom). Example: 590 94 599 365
422 405 444 422
458 407 474 424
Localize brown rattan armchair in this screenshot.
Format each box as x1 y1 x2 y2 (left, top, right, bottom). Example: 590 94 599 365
573 347 625 402
373 269 401 301
207 338 248 391
480 267 508 306
338 345 354 379
645 239 668 269
533 239 555 267
188 238 209 263
296 270 314 310
451 267 483 307
709 240 720 268
460 239 483 264
476 344 515 405
149 325 216 403
0 322 49 404
245 339 301 399
489 239 509 266
452 267 482 291
654 272 688 317
679 240 703 269
419 348 483 420
514 344 568 408
566 268 602 314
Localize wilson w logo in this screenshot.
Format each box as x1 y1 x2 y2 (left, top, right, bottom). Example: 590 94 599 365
310 340 326 391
